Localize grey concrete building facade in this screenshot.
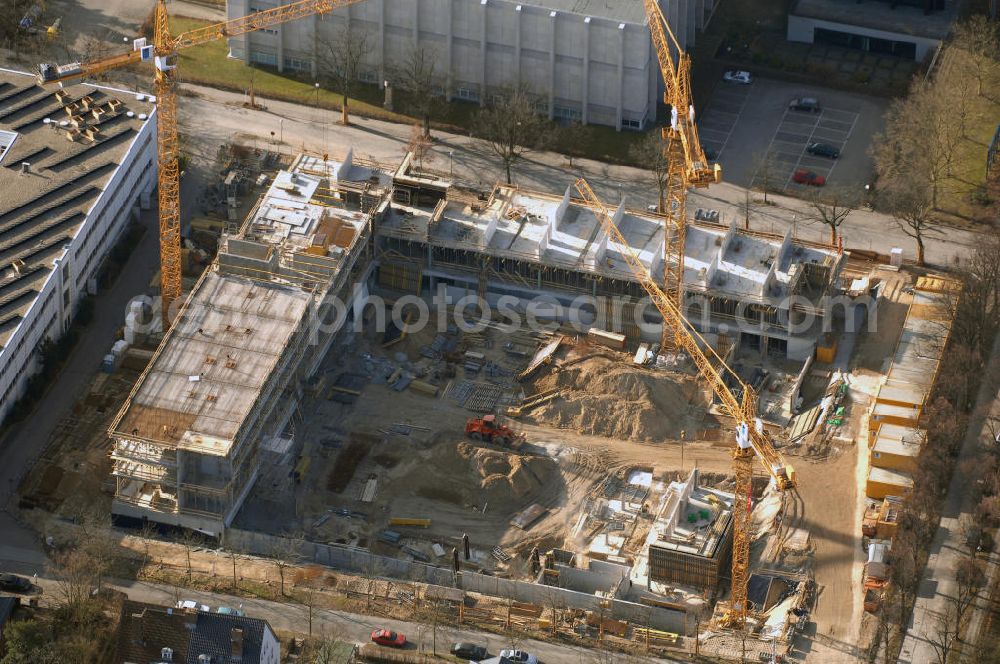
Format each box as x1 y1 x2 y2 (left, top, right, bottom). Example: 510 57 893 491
226 0 717 130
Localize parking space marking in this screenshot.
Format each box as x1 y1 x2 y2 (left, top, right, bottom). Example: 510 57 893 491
697 83 752 160
749 104 859 191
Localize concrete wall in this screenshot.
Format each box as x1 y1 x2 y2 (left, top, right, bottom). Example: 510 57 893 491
226 0 703 129
787 14 938 61
226 528 689 633
0 105 157 422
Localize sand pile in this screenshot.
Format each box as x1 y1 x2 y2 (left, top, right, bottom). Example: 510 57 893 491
529 356 704 441
458 443 555 510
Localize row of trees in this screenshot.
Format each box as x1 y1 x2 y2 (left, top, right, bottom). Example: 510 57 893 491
873 234 1000 663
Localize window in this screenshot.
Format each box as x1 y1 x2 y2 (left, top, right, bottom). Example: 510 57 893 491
455 86 480 101
284 57 312 72
250 52 278 66
621 118 642 130
554 105 582 121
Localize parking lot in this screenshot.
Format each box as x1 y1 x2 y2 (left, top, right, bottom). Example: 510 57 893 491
697 76 887 195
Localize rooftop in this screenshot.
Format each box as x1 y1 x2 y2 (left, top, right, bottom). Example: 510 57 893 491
531 0 648 24
112 271 312 453
872 425 924 457
0 68 154 350
885 279 956 394
116 600 274 664
382 175 842 307
869 466 914 488
791 0 958 40
648 469 734 559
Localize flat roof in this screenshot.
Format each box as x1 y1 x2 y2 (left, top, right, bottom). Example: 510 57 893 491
791 0 957 40
532 0 648 24
113 271 311 452
0 68 154 350
873 433 920 458
869 467 914 488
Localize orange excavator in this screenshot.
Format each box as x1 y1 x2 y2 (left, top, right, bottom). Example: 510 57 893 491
466 415 524 447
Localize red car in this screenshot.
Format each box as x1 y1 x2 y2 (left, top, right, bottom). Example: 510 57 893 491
371 629 406 647
793 170 825 186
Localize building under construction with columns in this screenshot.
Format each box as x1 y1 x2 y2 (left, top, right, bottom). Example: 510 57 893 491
379 153 846 362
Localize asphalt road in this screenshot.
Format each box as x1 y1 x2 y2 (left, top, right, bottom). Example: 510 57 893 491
0 542 676 664
176 82 979 268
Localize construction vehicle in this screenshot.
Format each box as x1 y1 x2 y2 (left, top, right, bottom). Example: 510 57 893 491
466 415 523 447
642 0 720 347
573 178 796 630
36 0 366 324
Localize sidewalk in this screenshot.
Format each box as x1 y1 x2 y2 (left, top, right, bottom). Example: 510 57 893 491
178 82 980 268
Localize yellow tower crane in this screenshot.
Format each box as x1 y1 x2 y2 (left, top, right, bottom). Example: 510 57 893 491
574 177 796 629
643 0 720 347
37 0 365 323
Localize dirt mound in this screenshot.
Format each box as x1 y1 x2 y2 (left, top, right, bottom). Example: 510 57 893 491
529 356 705 441
458 444 556 510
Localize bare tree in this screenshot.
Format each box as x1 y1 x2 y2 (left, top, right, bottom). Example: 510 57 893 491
752 149 784 204
316 24 370 126
474 86 553 185
404 124 435 172
953 554 986 626
629 131 669 213
951 16 1000 97
391 43 444 138
872 80 960 210
737 188 757 230
137 521 158 571
271 535 301 596
885 183 939 266
928 608 960 664
48 549 98 624
178 530 202 582
807 187 857 244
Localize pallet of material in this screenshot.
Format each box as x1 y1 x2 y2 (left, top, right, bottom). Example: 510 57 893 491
510 503 547 530
408 379 439 397
586 613 629 637
518 336 563 380
587 328 626 350
632 627 679 644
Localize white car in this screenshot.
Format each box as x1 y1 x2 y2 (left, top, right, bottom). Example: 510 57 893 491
176 600 210 612
499 650 538 664
723 70 752 84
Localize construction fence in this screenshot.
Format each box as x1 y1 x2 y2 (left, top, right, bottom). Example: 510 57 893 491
225 528 688 635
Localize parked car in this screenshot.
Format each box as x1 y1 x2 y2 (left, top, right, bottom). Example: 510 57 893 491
176 599 210 612
806 142 840 159
216 606 245 617
722 70 752 84
451 642 488 661
0 573 30 593
371 629 406 648
499 649 538 664
788 97 820 112
792 170 826 186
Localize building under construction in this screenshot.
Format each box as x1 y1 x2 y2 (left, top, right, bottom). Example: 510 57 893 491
109 152 387 535
380 154 846 360
109 150 845 534
0 68 157 422
636 469 734 593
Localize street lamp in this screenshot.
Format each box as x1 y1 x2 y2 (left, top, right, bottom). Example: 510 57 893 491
314 82 320 110
449 150 454 178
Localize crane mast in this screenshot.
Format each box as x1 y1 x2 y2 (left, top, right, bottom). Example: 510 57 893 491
37 0 366 323
642 0 719 349
574 177 795 628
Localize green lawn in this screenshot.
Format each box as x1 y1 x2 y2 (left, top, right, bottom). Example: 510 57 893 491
935 47 1000 222
168 16 651 166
